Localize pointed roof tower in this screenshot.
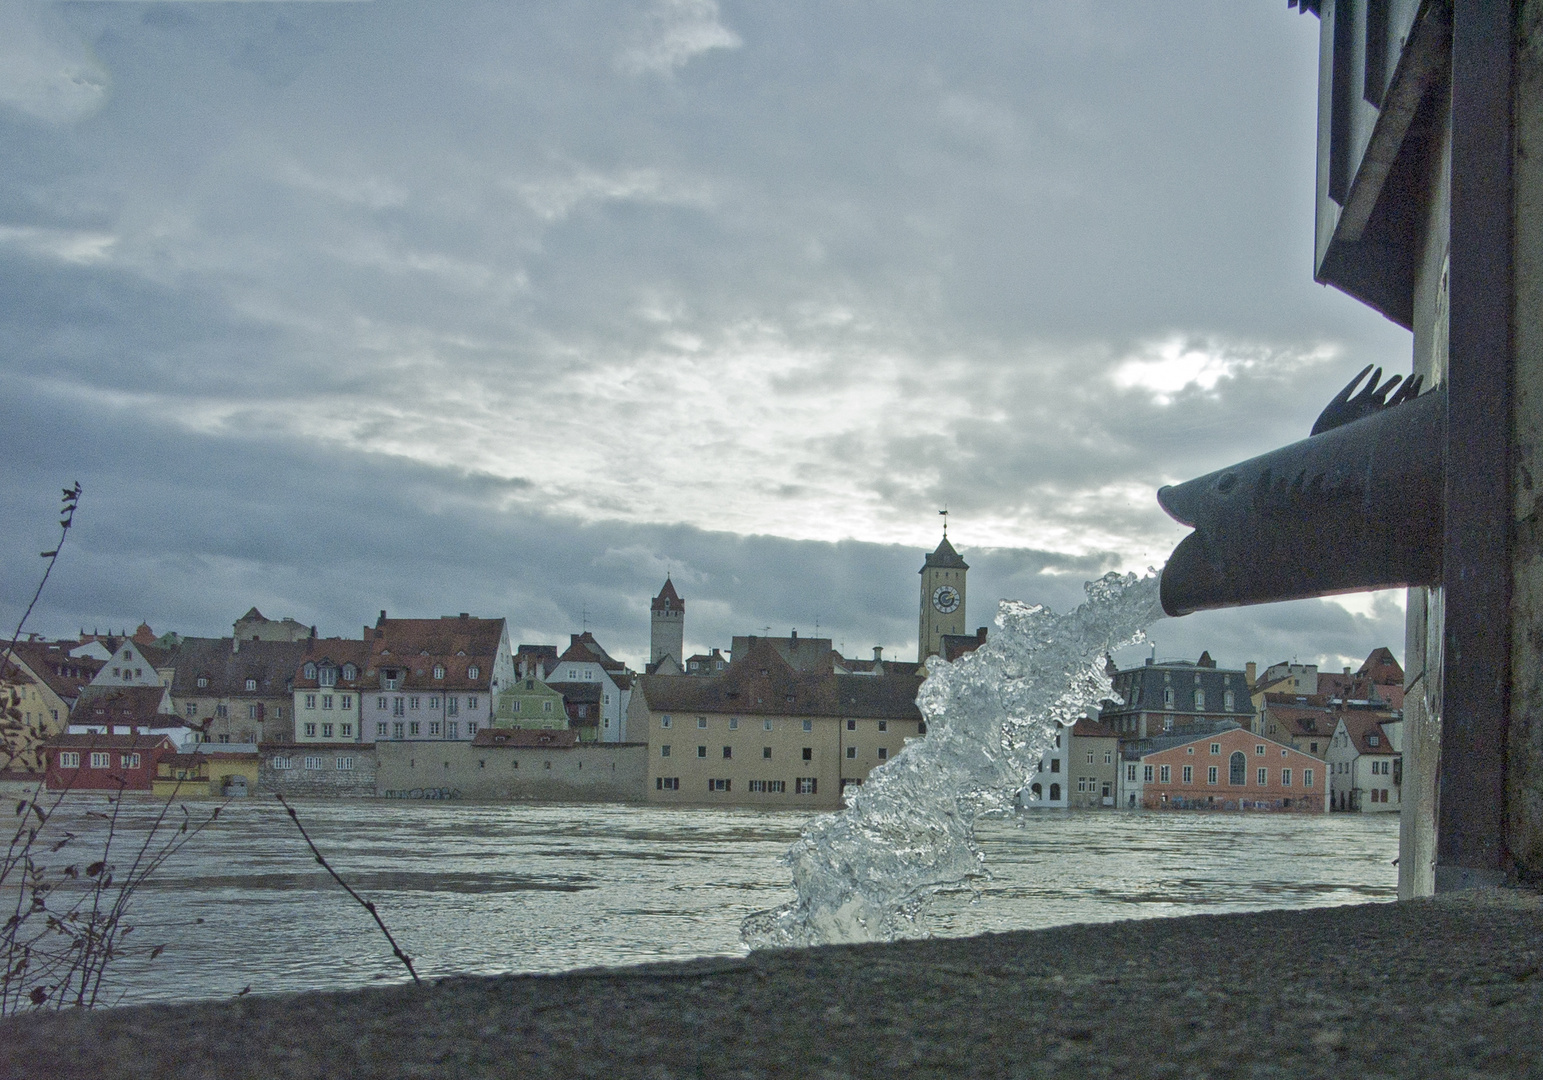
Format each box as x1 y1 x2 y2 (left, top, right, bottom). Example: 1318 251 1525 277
651 577 684 612
920 535 968 572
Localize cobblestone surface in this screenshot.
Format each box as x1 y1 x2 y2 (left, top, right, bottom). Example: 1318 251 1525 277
3 891 1540 1079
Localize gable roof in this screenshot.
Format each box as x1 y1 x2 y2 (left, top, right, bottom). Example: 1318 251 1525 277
651 577 683 611
555 632 625 672
1070 718 1119 739
2 642 104 704
71 685 172 722
44 733 176 751
1338 713 1398 755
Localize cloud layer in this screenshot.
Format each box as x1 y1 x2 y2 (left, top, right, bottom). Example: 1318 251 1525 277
0 1 1412 672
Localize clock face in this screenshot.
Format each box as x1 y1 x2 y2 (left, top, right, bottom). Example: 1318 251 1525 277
932 585 961 614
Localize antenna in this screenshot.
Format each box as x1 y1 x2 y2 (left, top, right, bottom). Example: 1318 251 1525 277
582 606 590 632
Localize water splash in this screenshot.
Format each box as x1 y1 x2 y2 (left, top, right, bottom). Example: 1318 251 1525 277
741 570 1164 949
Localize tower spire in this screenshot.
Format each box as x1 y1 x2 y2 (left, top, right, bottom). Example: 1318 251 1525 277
939 507 948 537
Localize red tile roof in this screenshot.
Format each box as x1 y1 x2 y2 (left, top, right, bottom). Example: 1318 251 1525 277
651 577 683 612
1070 718 1119 739
473 728 579 748
369 616 504 691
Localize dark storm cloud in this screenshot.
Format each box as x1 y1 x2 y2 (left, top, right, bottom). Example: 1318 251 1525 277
0 1 1411 669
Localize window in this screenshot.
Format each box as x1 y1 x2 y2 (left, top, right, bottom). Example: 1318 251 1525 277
1086 750 1095 764
393 698 405 717
245 679 257 691
467 696 478 710
1182 765 1192 783
378 697 388 710
322 724 334 739
697 746 707 758
1159 765 1171 783
409 722 421 736
197 676 208 689
1256 744 1266 756
322 695 334 711
434 665 445 679
88 751 111 769
343 664 357 681
802 747 813 761
1163 688 1174 708
1304 768 1315 787
448 723 458 739
749 780 786 793
468 666 480 681
304 663 317 680
247 704 259 720
429 721 441 736
272 756 292 770
1104 750 1113 764
708 778 731 792
661 715 672 728
1049 783 1061 800
847 746 857 759
802 720 812 732
1194 690 1205 710
1208 766 1218 784
1143 765 1154 782
377 722 388 737
58 752 80 768
186 703 197 718
847 719 856 731
878 721 887 732
319 667 337 688
764 719 773 731
341 724 353 737
1049 759 1060 773
877 748 888 760
656 777 680 790
723 746 732 759
215 705 228 718
728 717 738 729
337 757 354 771
1210 743 1220 755
304 723 317 737
697 717 708 729
384 671 401 690
408 696 420 710
446 697 459 716
116 752 140 769
661 745 671 757
1282 768 1293 786
393 722 405 738
1257 767 1268 785
306 694 317 710
304 756 322 770
1127 764 1137 782
1230 752 1246 785
796 777 818 794
762 747 772 759
1223 690 1235 710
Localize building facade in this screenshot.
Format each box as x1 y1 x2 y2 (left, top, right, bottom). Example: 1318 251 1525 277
918 534 968 663
361 613 513 744
1100 653 1256 739
292 640 370 744
1137 728 1326 813
650 577 685 668
1067 718 1120 808
43 733 177 792
1327 714 1402 812
546 632 633 742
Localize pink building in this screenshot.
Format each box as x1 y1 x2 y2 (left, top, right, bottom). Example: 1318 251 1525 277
1139 727 1326 813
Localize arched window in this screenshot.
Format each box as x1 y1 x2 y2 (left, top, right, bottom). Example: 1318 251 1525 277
1030 782 1043 800
1049 783 1061 801
1194 689 1205 711
1223 690 1234 710
1229 751 1246 785
468 665 481 681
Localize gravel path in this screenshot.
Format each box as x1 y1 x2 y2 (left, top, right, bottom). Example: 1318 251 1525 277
3 890 1541 1079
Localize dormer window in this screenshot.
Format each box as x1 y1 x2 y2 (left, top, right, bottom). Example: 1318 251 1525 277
245 678 257 691
433 665 445 679
342 664 357 681
304 663 317 680
384 669 401 690
1368 735 1380 746
468 665 480 681
318 666 337 688
196 676 208 689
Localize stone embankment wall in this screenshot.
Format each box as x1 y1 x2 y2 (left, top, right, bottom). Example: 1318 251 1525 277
258 745 377 798
374 741 646 801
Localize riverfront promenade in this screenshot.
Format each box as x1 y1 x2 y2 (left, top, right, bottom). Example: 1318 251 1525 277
3 889 1540 1078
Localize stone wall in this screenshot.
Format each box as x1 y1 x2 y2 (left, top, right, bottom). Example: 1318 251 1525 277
258 745 377 798
373 741 646 802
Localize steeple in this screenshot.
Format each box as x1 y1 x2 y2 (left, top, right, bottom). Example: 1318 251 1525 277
918 527 968 663
650 576 685 667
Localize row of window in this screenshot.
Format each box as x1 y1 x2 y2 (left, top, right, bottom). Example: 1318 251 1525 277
183 703 283 721
659 715 919 734
271 756 354 771
661 745 823 762
380 665 480 688
657 777 819 794
506 700 557 713
57 752 140 770
1138 761 1316 788
374 721 479 739
302 662 359 684
374 696 477 715
193 677 263 691
1121 688 1237 711
302 723 355 739
302 695 355 712
1074 777 1111 794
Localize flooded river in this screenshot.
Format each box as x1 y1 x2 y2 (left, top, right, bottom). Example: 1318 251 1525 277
13 796 1398 1005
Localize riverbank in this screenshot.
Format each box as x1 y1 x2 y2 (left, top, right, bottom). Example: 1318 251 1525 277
3 888 1539 1079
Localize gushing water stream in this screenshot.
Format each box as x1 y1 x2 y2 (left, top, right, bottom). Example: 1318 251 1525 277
741 571 1164 948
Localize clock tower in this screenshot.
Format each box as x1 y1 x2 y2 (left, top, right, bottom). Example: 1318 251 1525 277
918 531 968 662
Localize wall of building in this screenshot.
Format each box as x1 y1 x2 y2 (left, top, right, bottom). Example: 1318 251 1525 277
259 745 377 797
1140 734 1325 813
1067 735 1118 808
646 710 844 809
374 741 646 801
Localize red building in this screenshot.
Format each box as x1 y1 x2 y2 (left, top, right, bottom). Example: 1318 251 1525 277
43 734 177 792
1139 727 1326 813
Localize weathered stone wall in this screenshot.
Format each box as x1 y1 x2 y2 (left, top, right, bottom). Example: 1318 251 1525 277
1510 0 1543 885
258 746 377 798
373 741 646 801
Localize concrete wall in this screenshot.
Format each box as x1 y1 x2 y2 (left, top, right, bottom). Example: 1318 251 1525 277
259 746 377 798
1510 1 1543 885
374 741 646 802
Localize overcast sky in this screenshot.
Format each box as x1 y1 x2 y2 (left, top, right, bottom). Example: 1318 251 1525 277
0 0 1414 673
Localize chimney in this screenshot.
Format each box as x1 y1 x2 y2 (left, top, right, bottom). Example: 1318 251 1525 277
1344 666 1352 675
873 646 883 661
1246 661 1257 686
232 636 239 654
460 613 469 620
790 629 798 649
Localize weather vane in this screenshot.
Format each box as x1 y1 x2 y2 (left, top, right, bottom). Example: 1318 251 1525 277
938 507 948 536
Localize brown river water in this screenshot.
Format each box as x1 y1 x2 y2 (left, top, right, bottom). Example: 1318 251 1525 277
6 794 1398 1006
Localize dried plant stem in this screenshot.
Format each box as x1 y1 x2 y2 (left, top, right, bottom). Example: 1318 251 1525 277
274 793 420 984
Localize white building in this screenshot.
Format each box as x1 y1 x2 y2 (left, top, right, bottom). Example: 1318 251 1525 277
1326 713 1401 812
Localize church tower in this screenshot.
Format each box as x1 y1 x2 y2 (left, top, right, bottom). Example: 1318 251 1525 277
918 531 968 662
650 577 685 666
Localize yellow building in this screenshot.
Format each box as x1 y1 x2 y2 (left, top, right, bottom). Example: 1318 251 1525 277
153 750 259 798
631 636 925 810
